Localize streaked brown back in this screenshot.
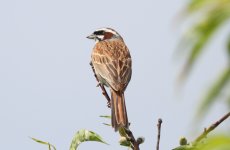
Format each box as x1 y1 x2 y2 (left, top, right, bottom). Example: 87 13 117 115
91 39 132 91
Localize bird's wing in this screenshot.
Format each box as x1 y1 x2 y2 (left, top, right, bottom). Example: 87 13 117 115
91 40 132 91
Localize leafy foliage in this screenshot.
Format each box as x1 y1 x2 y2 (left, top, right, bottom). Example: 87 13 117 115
173 135 230 150
31 129 107 150
198 135 230 150
197 67 230 117
179 0 230 118
31 137 56 150
180 0 230 78
100 115 112 126
100 115 133 148
69 129 108 150
99 115 111 119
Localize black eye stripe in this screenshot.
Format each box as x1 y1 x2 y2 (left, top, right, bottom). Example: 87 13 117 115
94 30 104 35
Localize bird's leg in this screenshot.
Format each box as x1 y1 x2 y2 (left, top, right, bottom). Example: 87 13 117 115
100 85 111 108
90 62 111 108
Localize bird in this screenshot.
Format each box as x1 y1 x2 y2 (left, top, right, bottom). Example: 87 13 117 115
87 27 132 131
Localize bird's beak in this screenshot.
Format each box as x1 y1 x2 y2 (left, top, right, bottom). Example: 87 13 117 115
86 33 96 39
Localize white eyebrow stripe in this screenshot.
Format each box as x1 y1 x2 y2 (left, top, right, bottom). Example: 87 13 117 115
96 27 118 35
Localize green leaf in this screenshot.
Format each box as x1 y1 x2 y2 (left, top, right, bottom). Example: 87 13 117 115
173 135 230 150
118 127 131 148
197 135 230 150
118 127 129 138
31 137 56 150
102 123 111 126
100 115 111 126
119 136 131 147
179 6 230 80
187 0 230 12
69 129 108 150
197 67 230 118
172 144 195 150
99 115 111 119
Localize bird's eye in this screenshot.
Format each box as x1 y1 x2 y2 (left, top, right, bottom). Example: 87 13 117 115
94 30 104 35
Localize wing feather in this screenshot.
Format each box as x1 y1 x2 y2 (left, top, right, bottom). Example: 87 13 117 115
91 39 131 91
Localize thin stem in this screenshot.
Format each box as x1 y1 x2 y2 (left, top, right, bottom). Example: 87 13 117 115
124 128 140 150
156 118 162 150
195 112 230 143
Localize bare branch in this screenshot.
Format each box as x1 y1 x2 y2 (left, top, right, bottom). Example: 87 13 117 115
194 112 230 143
124 128 140 150
156 118 163 150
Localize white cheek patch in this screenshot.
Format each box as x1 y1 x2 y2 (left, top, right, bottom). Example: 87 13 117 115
97 35 104 40
95 35 104 43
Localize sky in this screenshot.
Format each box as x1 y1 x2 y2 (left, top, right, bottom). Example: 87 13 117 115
0 0 229 150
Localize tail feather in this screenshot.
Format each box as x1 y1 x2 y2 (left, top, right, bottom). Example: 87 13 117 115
111 90 128 131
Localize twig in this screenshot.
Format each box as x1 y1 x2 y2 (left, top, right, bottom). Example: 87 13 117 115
194 112 230 143
90 62 111 108
124 128 140 150
156 118 162 150
172 112 230 150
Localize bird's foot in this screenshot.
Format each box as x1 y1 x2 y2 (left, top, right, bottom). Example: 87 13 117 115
107 101 111 108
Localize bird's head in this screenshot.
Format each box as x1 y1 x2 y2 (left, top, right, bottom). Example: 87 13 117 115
87 27 122 42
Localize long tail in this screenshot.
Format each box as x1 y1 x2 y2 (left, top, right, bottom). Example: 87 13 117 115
111 90 129 131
